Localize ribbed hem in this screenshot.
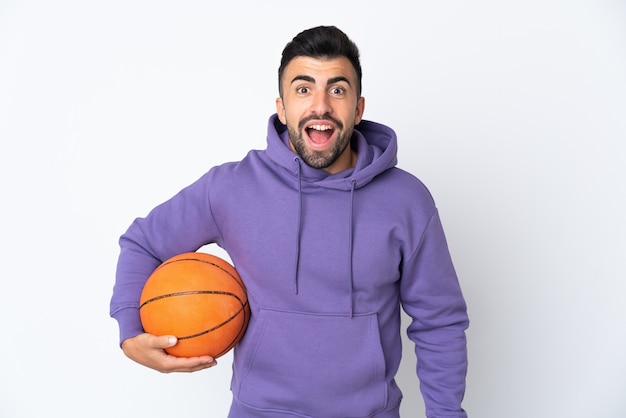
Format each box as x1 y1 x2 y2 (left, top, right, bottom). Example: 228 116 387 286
227 399 400 418
111 307 144 346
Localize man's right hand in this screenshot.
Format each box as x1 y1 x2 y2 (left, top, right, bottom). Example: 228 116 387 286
121 333 217 373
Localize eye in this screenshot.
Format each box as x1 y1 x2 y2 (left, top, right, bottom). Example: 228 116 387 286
296 86 310 94
329 86 346 95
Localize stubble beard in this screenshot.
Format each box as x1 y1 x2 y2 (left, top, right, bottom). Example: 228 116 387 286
287 116 352 170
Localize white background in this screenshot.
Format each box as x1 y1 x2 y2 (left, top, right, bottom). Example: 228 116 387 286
1 1 625 417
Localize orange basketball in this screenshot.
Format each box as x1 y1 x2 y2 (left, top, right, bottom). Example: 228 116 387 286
139 252 250 358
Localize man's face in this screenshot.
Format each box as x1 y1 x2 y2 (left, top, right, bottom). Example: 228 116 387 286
276 56 365 174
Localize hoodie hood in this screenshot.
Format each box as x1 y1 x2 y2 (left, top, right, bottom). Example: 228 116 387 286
265 113 398 190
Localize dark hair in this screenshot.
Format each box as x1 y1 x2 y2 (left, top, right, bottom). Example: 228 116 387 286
278 26 362 97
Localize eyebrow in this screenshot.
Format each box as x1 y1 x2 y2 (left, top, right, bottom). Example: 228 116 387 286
290 75 352 87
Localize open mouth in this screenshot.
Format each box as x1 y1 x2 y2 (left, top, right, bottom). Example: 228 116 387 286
305 124 335 147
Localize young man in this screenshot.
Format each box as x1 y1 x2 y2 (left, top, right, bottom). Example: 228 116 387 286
111 25 469 417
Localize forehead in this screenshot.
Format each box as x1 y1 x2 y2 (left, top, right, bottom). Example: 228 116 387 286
282 56 357 85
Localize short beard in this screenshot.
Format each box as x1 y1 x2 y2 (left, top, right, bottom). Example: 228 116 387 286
287 115 352 170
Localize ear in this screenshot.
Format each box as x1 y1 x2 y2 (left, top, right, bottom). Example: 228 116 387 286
354 96 365 125
276 97 287 124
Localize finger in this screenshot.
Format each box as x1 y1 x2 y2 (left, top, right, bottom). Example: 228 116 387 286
161 354 217 373
149 335 178 350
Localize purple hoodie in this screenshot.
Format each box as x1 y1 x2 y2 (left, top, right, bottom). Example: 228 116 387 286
111 114 469 418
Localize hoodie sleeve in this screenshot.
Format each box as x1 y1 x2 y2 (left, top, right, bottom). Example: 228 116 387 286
400 209 469 418
109 169 222 346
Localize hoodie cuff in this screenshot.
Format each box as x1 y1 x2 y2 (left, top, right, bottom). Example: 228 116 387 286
112 307 144 347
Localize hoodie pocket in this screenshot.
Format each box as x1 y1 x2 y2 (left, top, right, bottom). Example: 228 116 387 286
235 308 388 418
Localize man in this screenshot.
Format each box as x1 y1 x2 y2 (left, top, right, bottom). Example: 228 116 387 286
111 25 469 417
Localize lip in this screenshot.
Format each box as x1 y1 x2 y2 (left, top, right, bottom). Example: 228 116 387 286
304 119 335 129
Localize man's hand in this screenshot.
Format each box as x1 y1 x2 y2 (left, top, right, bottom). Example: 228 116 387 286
122 333 217 373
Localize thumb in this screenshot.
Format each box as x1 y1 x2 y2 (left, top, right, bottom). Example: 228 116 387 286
155 335 178 349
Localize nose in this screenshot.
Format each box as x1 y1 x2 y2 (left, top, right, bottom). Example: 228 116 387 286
309 90 332 117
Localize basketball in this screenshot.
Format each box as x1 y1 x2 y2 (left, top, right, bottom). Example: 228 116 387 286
139 252 250 358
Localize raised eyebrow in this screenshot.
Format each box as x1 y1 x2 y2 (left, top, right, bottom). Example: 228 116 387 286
327 76 351 87
290 75 315 85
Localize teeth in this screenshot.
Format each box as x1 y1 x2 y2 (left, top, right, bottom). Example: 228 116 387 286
309 124 332 131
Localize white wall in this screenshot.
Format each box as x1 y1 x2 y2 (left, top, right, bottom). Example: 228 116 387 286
1 1 624 417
